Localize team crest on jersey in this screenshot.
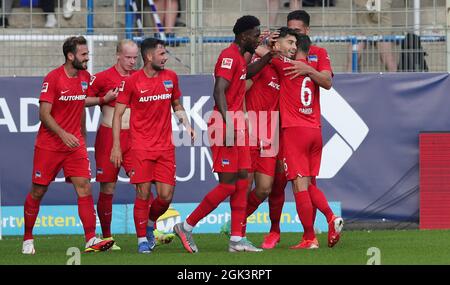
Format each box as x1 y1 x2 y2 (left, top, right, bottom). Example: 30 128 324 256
89 75 96 85
41 82 49 93
163 80 173 91
308 55 318 62
221 58 233 69
81 81 88 91
119 80 125 92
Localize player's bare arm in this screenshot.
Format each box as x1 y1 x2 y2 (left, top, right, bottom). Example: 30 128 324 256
39 101 80 148
85 87 119 107
110 102 126 168
246 52 272 79
283 62 332 89
213 76 234 146
172 99 196 142
81 107 87 142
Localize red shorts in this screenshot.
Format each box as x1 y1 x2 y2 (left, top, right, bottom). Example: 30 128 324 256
249 147 277 177
209 126 251 173
32 146 91 186
129 149 176 186
282 126 322 180
94 125 132 183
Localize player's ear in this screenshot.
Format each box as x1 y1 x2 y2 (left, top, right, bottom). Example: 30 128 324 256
67 52 75 62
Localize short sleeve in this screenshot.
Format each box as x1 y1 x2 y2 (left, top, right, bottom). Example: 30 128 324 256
317 48 333 75
116 77 133 105
171 73 182 101
39 73 57 104
87 73 101 98
214 51 236 82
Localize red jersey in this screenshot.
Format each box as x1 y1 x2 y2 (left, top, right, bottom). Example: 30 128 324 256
271 56 320 129
116 69 181 151
304 45 333 102
245 57 280 147
212 43 247 130
88 66 135 107
35 65 90 152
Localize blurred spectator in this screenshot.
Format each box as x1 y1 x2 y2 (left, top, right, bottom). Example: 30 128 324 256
300 0 335 7
63 0 76 19
269 0 302 26
347 0 397 72
138 0 179 38
41 0 57 28
0 0 13 28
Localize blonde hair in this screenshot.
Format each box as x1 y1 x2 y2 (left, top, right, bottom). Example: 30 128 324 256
116 39 138 54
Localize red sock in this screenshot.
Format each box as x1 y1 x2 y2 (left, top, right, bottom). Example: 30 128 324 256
186 183 235 227
78 195 97 242
268 172 287 234
294 191 315 240
97 192 113 238
23 193 41 241
309 184 334 222
310 177 318 224
149 196 171 223
231 179 248 237
246 190 263 217
134 197 150 238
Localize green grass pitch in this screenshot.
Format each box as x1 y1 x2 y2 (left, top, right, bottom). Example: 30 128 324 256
1 230 450 265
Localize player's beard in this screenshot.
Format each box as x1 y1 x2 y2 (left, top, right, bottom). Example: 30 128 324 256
151 62 165 71
244 42 257 54
72 57 88 70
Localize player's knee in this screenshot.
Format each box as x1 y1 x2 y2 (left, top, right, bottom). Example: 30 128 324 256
31 184 48 200
237 170 248 180
100 183 116 195
158 191 173 202
76 180 92 196
258 186 272 198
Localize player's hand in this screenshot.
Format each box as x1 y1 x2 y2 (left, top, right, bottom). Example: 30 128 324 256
283 60 313 79
187 127 196 143
110 146 122 168
59 131 80 148
104 87 119 104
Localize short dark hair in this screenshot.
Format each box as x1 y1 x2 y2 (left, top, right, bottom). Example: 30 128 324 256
278 27 299 40
233 15 260 36
140 37 166 61
287 10 310 27
63 36 87 60
296 34 312 54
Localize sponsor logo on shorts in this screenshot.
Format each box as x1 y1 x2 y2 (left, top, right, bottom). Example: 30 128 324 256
35 171 41 178
129 170 135 177
96 168 103 175
222 159 230 166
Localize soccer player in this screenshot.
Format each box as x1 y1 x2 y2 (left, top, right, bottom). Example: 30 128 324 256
22 36 115 254
85 39 175 250
173 15 273 253
110 37 195 254
270 29 342 249
262 10 343 249
220 50 281 242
